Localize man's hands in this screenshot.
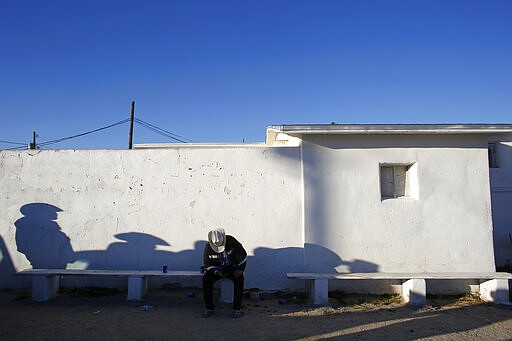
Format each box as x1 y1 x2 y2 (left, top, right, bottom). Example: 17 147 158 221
233 270 243 278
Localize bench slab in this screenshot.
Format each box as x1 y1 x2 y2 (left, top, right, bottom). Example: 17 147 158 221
18 269 202 277
287 272 512 280
287 272 512 306
17 269 203 301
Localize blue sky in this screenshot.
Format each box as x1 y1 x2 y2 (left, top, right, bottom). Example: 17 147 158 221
1 0 511 149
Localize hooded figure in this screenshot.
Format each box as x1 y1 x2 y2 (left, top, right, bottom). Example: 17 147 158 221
202 228 247 318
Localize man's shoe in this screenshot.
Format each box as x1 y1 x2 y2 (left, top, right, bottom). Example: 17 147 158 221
232 310 243 318
202 309 214 318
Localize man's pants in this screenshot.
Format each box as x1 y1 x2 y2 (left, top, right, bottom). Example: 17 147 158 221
203 271 244 310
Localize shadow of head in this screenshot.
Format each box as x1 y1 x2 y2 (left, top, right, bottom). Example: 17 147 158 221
20 203 62 222
113 232 170 249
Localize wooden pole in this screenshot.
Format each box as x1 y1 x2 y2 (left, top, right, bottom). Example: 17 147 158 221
128 101 135 149
29 131 36 149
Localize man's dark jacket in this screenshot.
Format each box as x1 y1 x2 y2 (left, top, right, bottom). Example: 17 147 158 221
203 235 247 273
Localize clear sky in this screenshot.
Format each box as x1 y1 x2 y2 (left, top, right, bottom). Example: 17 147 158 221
1 0 511 149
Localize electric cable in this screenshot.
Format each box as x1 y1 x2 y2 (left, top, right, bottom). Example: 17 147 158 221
135 117 192 142
38 118 130 147
135 119 188 143
5 145 28 150
3 115 192 149
134 117 193 143
0 140 26 145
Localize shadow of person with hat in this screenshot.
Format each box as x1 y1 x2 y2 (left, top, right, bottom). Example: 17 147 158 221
15 203 76 269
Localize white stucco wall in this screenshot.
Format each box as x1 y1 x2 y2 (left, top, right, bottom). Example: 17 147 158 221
0 132 504 295
0 147 303 290
301 134 496 274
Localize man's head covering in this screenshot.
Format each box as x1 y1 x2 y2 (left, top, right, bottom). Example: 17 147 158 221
208 228 226 253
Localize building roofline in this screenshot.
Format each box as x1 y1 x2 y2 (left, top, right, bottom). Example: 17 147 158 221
267 124 512 135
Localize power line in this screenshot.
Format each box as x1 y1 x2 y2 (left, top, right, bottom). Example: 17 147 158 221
5 145 28 150
38 118 130 147
135 117 192 142
134 117 193 143
2 139 30 150
135 119 188 143
0 140 26 146
2 114 193 150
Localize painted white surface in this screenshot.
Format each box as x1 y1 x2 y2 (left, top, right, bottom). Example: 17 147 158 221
301 134 496 274
479 278 511 304
402 278 426 305
0 147 303 290
0 130 506 295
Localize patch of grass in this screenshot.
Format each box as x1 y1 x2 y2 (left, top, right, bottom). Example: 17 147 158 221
379 294 402 305
457 292 483 304
331 293 402 307
272 290 309 304
427 292 482 307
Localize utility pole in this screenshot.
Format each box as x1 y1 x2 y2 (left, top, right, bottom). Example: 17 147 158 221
128 101 135 149
29 131 36 149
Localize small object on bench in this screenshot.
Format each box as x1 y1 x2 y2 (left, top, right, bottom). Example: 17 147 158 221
287 272 512 306
17 269 203 302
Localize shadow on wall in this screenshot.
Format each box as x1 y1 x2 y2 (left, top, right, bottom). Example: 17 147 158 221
13 203 380 290
15 203 75 268
490 141 512 269
247 244 379 290
14 203 205 272
0 234 16 287
76 236 205 271
304 243 379 273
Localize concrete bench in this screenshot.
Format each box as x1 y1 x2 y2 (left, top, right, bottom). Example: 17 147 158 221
17 269 206 302
287 272 512 306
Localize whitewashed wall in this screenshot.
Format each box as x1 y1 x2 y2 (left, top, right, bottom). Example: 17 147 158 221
301 134 496 276
0 147 303 290
0 133 504 295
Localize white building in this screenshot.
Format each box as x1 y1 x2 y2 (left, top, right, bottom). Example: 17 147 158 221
1 124 511 294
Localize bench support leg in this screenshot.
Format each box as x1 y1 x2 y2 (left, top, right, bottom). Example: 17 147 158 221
480 279 511 305
402 278 426 306
127 276 148 301
219 279 233 303
32 275 60 301
310 279 329 305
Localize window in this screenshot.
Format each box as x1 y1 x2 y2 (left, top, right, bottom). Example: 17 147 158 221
488 143 498 168
380 164 417 200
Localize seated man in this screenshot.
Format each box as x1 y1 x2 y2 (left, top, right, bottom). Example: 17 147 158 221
202 228 247 318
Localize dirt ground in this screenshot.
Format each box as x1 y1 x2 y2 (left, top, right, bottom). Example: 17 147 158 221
1 287 512 340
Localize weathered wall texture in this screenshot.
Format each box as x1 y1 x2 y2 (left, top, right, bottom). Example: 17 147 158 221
301 134 496 275
0 147 303 290
0 133 506 294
